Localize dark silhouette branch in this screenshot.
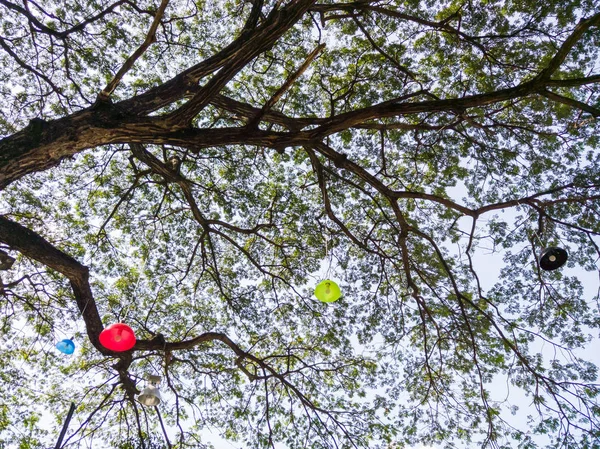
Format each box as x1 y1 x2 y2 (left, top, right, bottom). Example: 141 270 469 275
540 90 600 117
0 215 106 352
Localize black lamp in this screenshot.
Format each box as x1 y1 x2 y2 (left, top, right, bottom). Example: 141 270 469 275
539 247 568 271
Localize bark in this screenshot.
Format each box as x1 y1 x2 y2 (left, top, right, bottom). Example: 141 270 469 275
0 74 595 190
0 0 320 189
0 215 107 352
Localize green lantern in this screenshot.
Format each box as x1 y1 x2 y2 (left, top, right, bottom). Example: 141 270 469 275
314 280 341 303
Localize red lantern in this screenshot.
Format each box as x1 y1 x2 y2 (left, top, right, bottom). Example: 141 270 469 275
99 323 136 352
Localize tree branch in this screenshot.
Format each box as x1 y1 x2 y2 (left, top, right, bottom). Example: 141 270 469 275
535 12 600 81
0 215 107 352
99 0 170 100
0 0 130 39
0 34 61 93
540 90 600 117
249 43 326 126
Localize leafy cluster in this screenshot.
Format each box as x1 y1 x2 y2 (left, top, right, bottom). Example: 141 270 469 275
0 0 599 448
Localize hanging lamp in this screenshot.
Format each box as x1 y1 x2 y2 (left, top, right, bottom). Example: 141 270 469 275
314 279 341 303
539 246 568 271
138 375 162 407
99 323 136 352
56 339 75 355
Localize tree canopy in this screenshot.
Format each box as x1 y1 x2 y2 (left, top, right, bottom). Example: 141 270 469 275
0 0 599 447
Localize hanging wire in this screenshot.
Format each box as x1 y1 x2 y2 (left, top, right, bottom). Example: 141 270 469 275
129 256 166 377
133 257 147 303
324 227 334 279
532 229 545 248
145 348 164 377
120 256 148 322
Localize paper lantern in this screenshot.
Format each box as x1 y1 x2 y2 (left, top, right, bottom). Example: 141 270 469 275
539 247 568 271
99 323 136 352
314 280 341 303
56 339 75 355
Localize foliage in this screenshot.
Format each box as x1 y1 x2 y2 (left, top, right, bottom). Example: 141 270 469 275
0 0 599 448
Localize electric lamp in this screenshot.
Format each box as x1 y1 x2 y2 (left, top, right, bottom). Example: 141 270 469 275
314 280 341 303
138 375 162 406
539 247 568 271
56 339 75 355
99 323 136 352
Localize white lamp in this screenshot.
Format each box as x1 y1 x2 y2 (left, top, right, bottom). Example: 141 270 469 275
137 375 162 406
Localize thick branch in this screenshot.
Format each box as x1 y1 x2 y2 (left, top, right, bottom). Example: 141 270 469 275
535 12 600 81
546 74 600 87
308 81 541 137
210 93 318 130
136 331 339 417
135 331 240 351
168 0 318 126
0 215 107 352
313 2 487 54
1 14 599 189
107 0 317 117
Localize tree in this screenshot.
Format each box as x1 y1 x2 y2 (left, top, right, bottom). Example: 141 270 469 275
0 0 599 447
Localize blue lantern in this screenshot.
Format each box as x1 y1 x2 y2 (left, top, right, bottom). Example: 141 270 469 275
56 339 75 355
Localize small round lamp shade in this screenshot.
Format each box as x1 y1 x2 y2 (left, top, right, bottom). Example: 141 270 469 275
315 280 341 303
539 247 568 271
138 375 162 407
56 339 75 355
99 323 136 352
138 387 161 406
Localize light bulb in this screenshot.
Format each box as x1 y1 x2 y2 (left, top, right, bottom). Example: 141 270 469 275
549 255 556 262
325 283 331 295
